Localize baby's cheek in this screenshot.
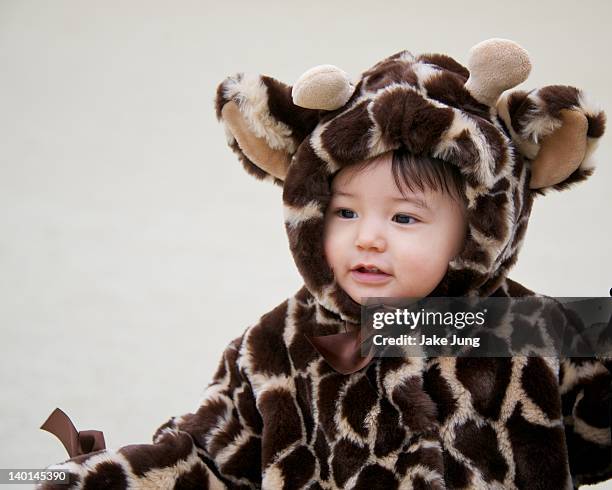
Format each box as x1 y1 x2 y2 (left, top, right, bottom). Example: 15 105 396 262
322 223 333 257
323 234 342 272
399 243 446 280
399 239 434 265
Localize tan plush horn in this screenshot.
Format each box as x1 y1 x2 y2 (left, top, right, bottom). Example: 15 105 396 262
529 109 589 189
464 38 532 106
292 65 355 111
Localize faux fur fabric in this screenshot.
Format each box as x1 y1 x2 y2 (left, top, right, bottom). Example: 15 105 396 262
36 45 610 489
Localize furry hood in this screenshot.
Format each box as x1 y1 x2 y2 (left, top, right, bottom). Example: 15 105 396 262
215 38 606 326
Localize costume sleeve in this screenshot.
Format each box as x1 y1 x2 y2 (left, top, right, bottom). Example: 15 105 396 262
36 333 263 490
559 356 612 488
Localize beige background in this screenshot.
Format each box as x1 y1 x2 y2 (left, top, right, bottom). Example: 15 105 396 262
1 0 610 488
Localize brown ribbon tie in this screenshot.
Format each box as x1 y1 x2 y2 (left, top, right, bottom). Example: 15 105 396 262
304 327 378 375
40 407 106 458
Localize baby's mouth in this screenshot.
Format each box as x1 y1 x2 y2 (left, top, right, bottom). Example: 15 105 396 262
353 266 390 276
350 266 392 283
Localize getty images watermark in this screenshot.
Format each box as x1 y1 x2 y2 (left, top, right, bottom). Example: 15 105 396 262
360 297 612 358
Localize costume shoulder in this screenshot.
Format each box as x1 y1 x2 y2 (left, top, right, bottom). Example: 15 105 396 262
502 279 612 487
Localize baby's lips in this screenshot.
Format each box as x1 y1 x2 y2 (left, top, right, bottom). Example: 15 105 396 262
351 263 392 275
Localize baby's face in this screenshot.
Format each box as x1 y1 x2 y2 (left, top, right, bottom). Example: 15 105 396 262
323 154 468 305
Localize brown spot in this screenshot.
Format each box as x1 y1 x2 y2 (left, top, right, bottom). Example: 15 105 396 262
371 88 409 147
313 428 331 480
320 100 373 164
120 431 194 477
469 193 509 242
212 334 246 391
331 438 370 487
387 50 413 61
174 462 210 489
507 403 570 488
396 445 444 476
248 301 292 376
424 363 457 424
287 217 334 292
510 316 544 351
412 475 435 490
513 152 526 182
586 111 606 138
565 426 612 478
505 90 534 135
538 85 580 117
404 92 454 154
283 141 331 209
294 285 313 303
416 53 470 79
342 375 379 437
261 75 319 142
82 461 128 489
454 419 508 483
456 358 512 420
474 117 508 176
433 267 488 297
374 397 405 457
259 388 302 468
295 374 315 443
372 88 455 155
353 464 399 489
317 373 348 438
279 445 316 489
328 284 361 321
443 450 473 488
208 411 243 456
460 235 492 269
391 376 439 433
424 71 489 118
521 357 562 420
511 219 529 250
490 177 510 194
290 305 321 370
378 357 409 380
215 77 230 120
220 435 262 483
505 278 535 297
452 129 480 170
237 383 263 434
174 401 228 455
363 62 417 92
574 371 612 428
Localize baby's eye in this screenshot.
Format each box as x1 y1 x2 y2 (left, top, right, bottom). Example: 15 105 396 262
393 213 418 225
335 208 357 219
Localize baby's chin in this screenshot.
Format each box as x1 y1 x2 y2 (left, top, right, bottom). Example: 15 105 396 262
343 284 390 306
341 281 436 305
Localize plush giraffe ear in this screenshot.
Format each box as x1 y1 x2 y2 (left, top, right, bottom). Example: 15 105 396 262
528 109 589 189
496 85 606 194
220 101 292 181
215 73 320 185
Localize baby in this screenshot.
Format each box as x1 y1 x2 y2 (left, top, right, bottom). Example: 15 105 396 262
324 149 468 305
38 39 610 489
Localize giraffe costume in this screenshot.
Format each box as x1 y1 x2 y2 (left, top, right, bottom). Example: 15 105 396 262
37 38 610 489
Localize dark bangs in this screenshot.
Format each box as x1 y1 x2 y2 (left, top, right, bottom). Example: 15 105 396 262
343 148 467 207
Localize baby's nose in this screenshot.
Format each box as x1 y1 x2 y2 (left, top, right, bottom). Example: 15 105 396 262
355 224 386 251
